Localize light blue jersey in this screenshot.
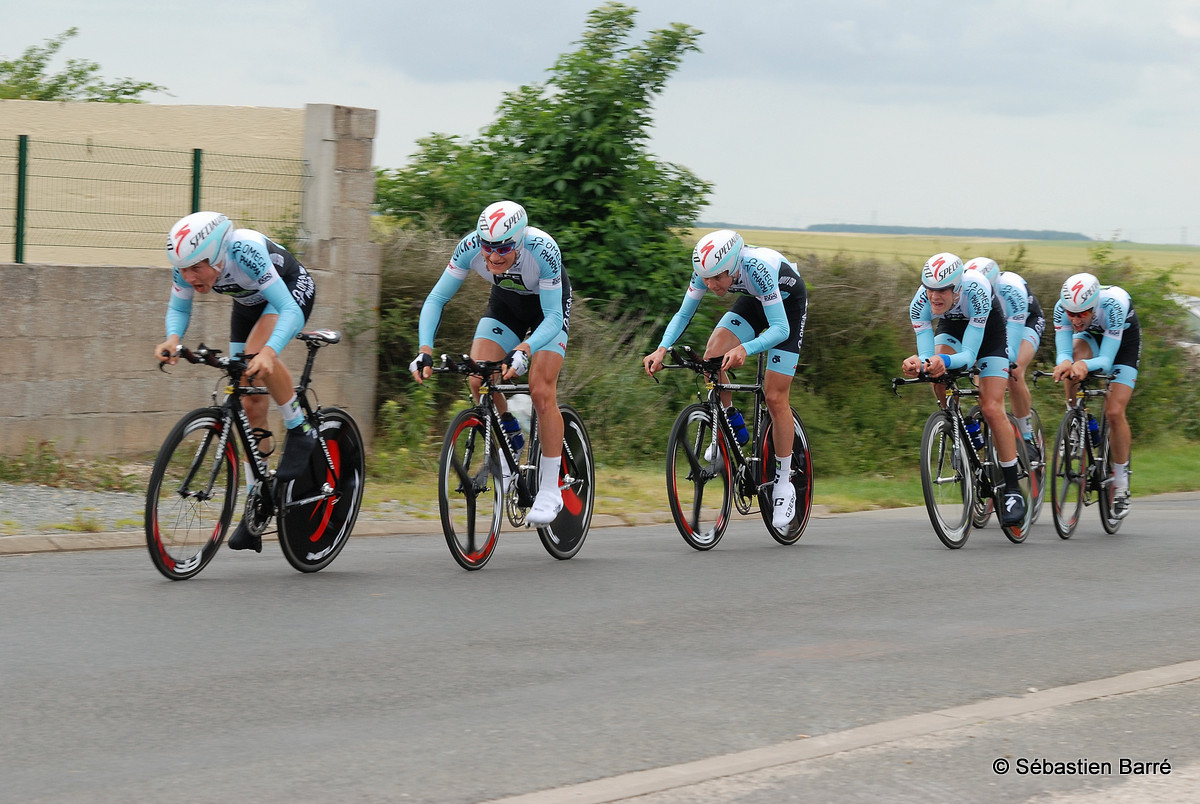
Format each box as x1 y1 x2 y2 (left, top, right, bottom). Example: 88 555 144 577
166 229 310 356
417 226 566 354
659 245 799 357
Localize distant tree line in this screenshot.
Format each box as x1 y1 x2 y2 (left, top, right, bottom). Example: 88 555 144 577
801 224 1091 241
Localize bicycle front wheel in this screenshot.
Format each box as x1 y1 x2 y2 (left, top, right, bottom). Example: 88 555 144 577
1050 410 1085 539
276 408 366 572
666 403 732 550
439 409 503 570
920 411 974 549
535 404 595 560
758 407 813 545
145 408 238 580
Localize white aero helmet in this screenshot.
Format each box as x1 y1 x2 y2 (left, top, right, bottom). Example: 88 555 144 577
692 230 744 278
476 200 528 246
1060 272 1101 313
167 211 232 269
921 252 965 292
963 257 999 288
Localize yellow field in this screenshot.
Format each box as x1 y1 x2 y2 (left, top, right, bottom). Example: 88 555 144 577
691 228 1200 295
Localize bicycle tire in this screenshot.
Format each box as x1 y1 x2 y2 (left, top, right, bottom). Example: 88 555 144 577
145 407 238 580
666 403 732 550
998 415 1032 544
1028 407 1047 525
439 408 503 570
1096 421 1125 534
919 411 974 549
1050 410 1085 539
534 404 595 560
758 407 813 545
276 408 365 572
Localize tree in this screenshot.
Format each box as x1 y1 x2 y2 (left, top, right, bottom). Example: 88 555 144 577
375 3 710 314
0 28 165 102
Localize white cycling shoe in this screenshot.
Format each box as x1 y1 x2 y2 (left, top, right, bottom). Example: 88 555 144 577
771 481 796 530
526 488 564 526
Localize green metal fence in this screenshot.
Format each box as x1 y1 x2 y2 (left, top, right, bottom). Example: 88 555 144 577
0 136 307 264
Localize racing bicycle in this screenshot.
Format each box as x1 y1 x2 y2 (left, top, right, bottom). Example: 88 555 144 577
893 369 1033 548
657 345 813 550
146 331 365 579
433 354 595 570
1034 369 1128 537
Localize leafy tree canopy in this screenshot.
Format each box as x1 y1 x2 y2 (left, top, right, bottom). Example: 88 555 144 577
0 27 166 102
375 3 711 315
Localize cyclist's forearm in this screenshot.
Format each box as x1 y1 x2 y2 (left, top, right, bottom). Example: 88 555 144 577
417 270 464 348
165 295 191 339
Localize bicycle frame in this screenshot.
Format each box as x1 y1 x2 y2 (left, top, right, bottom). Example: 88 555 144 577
664 345 773 504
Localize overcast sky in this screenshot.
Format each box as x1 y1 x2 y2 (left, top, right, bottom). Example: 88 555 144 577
4 0 1199 244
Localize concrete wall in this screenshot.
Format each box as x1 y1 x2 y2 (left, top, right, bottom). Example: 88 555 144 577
0 103 380 457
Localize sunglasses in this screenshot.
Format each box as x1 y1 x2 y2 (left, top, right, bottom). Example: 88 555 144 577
480 241 519 255
1066 309 1091 319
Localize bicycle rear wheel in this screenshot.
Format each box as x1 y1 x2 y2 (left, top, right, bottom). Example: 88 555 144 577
666 403 732 550
439 409 503 570
145 408 238 580
1027 407 1047 525
1096 425 1125 534
919 411 974 548
535 404 595 560
758 407 813 545
1050 410 1085 539
276 408 365 572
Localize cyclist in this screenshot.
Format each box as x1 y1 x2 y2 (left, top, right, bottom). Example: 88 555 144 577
642 230 808 530
409 200 571 527
155 211 318 551
901 252 1026 526
1051 272 1140 517
964 258 1046 461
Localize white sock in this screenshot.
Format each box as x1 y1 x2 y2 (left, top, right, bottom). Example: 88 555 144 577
539 455 562 498
1018 415 1033 438
774 454 793 492
280 394 304 430
1113 462 1129 490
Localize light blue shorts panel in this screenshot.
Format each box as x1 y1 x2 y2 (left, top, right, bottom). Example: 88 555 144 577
718 313 799 377
473 317 568 357
934 333 1009 379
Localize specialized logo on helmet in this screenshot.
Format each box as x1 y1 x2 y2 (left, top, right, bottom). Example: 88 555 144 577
482 207 523 242
928 256 954 283
171 224 191 256
1068 279 1090 306
696 236 736 271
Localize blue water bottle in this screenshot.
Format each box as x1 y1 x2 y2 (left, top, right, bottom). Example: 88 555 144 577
726 406 750 445
501 411 524 451
1087 414 1100 444
965 417 985 450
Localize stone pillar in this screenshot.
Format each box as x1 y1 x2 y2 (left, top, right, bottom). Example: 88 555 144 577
301 104 381 446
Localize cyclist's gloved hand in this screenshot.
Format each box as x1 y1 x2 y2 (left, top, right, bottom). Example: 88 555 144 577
410 353 433 383
504 349 530 377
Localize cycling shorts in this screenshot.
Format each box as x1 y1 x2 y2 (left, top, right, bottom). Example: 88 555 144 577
474 281 573 357
229 267 316 356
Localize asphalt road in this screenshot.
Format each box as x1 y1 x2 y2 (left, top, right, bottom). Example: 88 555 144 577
2 494 1197 803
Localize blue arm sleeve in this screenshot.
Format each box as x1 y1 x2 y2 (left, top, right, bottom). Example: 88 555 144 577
417 269 466 349
910 290 936 361
658 287 704 350
742 302 789 356
1053 303 1074 364
166 294 192 339
525 283 565 352
260 280 306 356
1084 303 1127 374
948 321 986 371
